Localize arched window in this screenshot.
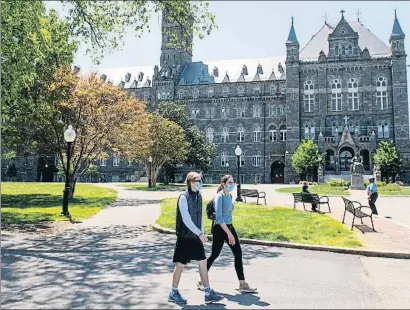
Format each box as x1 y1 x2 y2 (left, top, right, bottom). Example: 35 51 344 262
222 86 230 97
253 104 261 118
221 107 228 119
221 127 229 142
376 77 388 110
270 85 276 95
240 152 245 167
348 45 353 55
238 86 245 96
331 79 342 111
342 45 346 56
303 80 315 112
221 151 227 167
205 127 214 143
237 126 245 142
268 125 277 142
377 122 389 139
335 46 339 56
348 78 359 111
178 90 184 99
208 88 214 98
193 89 199 99
253 125 261 142
304 124 315 140
253 151 261 167
280 125 287 141
268 105 274 116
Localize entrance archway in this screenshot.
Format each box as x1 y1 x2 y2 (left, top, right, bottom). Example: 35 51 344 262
360 149 370 171
339 147 354 172
271 161 284 184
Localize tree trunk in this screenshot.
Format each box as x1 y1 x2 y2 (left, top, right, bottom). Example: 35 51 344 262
151 166 161 187
68 177 77 200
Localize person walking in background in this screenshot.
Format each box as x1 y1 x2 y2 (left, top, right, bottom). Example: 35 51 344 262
169 172 223 305
367 176 379 215
198 175 257 294
301 181 317 211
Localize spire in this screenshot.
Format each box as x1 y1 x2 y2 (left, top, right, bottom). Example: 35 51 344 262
390 9 405 38
286 16 299 44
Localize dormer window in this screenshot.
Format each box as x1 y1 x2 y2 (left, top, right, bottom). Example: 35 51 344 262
335 46 339 56
348 46 353 56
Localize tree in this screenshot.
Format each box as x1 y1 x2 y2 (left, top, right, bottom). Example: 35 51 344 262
373 141 403 181
142 114 189 186
157 102 217 174
291 140 325 181
83 163 101 182
1 3 78 150
61 0 216 64
34 67 150 197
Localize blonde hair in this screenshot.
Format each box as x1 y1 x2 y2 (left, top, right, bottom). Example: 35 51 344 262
217 174 232 193
185 171 202 191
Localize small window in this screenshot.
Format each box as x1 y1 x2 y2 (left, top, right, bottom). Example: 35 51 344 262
193 89 199 99
208 89 214 98
335 46 339 56
238 86 245 96
178 90 184 99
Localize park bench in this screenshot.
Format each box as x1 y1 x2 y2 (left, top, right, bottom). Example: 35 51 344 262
240 189 266 205
292 193 331 213
341 197 375 231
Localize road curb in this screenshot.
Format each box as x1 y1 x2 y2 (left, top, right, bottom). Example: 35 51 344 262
151 223 410 260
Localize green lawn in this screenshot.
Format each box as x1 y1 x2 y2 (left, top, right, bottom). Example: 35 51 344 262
379 187 410 196
276 184 350 196
157 198 362 248
1 182 117 224
118 183 217 191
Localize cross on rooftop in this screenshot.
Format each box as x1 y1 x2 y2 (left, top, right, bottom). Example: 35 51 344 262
340 9 345 18
343 115 349 125
356 9 361 22
323 12 328 23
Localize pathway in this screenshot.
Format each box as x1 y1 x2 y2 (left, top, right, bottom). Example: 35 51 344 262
2 183 410 309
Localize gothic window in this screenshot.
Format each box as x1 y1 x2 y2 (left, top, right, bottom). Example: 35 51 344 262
274 106 280 117
280 125 287 141
383 122 389 138
221 107 228 119
208 88 214 98
268 105 274 116
100 158 107 166
178 90 184 99
335 46 339 56
221 151 227 167
280 106 285 116
377 122 390 139
253 86 260 95
191 109 199 119
113 154 120 167
240 152 245 167
253 151 261 167
193 89 199 99
270 85 276 95
238 107 246 118
376 77 388 110
304 124 315 140
210 107 215 118
342 45 346 56
331 79 342 111
253 125 261 142
237 126 245 142
238 86 245 96
348 45 353 55
304 125 309 140
221 127 229 142
303 80 315 112
206 127 214 143
332 122 338 135
205 108 210 118
253 104 261 118
223 86 230 97
348 78 359 111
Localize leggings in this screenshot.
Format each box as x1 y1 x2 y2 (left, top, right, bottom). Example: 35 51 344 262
207 224 245 281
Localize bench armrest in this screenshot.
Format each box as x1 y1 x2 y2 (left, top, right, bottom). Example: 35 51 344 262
355 205 373 216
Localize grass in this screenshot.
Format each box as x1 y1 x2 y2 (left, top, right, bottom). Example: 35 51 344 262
156 198 363 248
1 182 117 224
276 184 350 196
118 183 217 191
379 187 410 196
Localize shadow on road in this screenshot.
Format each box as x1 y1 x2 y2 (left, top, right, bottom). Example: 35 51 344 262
2 225 282 308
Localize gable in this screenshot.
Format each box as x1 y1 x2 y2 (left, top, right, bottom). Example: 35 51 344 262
329 18 358 40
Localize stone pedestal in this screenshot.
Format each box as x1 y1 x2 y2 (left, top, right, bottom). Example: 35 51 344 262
350 173 365 190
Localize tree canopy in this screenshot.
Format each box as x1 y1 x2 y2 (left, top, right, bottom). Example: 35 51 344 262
291 140 324 180
373 141 403 177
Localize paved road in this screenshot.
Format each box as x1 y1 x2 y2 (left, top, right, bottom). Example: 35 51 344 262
2 184 410 309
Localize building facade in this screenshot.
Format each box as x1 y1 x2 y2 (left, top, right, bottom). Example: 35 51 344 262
5 10 409 184
117 10 409 184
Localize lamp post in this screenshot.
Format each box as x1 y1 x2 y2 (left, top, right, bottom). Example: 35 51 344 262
148 156 153 188
225 162 229 174
235 145 243 202
61 125 76 217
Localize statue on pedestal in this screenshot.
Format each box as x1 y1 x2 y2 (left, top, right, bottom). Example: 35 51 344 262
373 164 381 181
317 165 324 183
350 155 365 190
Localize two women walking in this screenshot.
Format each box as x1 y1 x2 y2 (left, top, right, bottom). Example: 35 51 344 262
169 172 256 305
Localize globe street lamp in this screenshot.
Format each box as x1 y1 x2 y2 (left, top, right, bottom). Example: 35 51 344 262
225 162 229 174
148 156 153 188
235 145 243 202
61 125 76 217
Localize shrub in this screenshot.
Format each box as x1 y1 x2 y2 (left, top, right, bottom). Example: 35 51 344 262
364 181 386 187
329 179 351 187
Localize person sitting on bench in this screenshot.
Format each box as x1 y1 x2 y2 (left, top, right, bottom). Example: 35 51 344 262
301 181 317 211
